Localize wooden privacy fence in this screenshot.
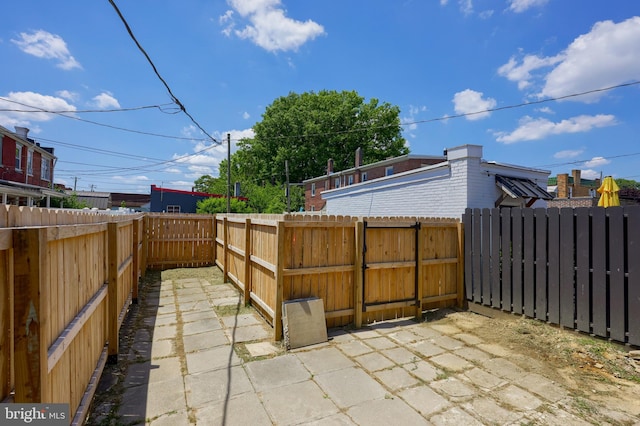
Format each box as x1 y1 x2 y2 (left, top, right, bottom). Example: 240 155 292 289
215 214 464 341
0 206 145 425
145 213 214 270
463 206 640 346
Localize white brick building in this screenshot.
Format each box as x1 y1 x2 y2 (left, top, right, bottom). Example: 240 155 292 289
321 145 551 218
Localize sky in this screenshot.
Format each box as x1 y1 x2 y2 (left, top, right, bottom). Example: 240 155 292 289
1 0 639 194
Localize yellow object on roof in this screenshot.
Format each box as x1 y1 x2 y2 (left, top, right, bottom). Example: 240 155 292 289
597 176 620 207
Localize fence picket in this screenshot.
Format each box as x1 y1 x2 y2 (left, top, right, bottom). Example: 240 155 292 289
500 209 512 312
576 208 590 333
608 207 625 342
591 208 607 336
628 207 640 346
535 208 548 321
547 208 560 323
559 208 575 328
512 208 523 314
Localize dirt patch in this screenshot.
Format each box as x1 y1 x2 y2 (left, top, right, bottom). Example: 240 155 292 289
429 308 640 420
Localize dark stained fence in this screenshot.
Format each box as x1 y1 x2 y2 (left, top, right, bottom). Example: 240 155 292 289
463 206 640 346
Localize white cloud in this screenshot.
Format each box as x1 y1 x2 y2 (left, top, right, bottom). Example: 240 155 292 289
11 30 81 70
583 156 611 168
164 168 182 174
242 111 250 119
0 91 76 128
92 92 120 109
499 17 640 102
495 114 617 144
479 10 494 19
498 54 563 90
113 175 149 182
553 149 584 159
168 180 197 190
401 105 428 138
221 0 325 52
581 169 601 180
459 0 473 16
541 17 640 102
452 89 496 120
507 0 549 13
56 90 79 102
536 106 554 114
440 0 449 5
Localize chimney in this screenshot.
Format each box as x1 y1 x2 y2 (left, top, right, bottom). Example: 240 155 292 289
571 169 581 189
557 174 569 198
327 158 334 175
355 147 363 168
15 126 29 139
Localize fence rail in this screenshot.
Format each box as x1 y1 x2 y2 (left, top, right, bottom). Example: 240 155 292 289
463 206 640 346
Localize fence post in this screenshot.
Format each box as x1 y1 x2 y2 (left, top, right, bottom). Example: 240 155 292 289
13 228 47 402
223 216 229 282
244 218 252 306
107 222 119 363
415 223 424 320
354 219 364 328
274 221 285 341
456 222 465 308
132 218 140 304
141 215 149 278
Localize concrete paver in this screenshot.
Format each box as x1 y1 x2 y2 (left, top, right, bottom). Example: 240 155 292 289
88 272 638 425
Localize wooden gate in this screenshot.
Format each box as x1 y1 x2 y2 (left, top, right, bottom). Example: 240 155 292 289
362 220 421 315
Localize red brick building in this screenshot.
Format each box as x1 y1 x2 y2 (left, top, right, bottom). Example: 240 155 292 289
0 125 59 206
303 148 445 211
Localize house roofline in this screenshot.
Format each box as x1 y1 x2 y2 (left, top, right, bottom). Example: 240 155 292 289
0 125 58 160
303 154 446 183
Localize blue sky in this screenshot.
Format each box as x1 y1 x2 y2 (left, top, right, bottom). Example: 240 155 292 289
1 0 639 194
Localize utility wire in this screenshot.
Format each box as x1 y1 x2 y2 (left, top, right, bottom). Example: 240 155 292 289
0 97 179 114
108 0 219 144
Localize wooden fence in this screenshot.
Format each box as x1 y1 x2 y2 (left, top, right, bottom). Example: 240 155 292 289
215 214 464 341
0 206 144 425
145 213 214 270
463 206 640 346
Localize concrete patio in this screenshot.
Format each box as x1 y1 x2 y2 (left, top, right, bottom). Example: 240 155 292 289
86 268 639 425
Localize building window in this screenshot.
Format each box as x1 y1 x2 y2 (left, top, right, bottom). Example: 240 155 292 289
335 178 340 188
167 205 181 213
324 180 328 190
311 183 316 197
361 172 368 182
15 144 23 171
385 166 394 176
41 158 51 181
310 205 315 211
348 175 354 185
27 150 33 176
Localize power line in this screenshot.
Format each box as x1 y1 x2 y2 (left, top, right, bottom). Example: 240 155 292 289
0 97 179 114
108 0 219 144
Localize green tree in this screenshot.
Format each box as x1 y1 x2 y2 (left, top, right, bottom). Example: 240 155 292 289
615 178 640 190
41 192 89 209
237 90 408 185
196 197 255 214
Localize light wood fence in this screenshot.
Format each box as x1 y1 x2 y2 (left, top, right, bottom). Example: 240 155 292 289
0 206 144 425
215 214 464 341
145 213 214 269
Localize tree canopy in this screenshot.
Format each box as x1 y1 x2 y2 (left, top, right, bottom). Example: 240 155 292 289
193 90 406 213
236 90 408 185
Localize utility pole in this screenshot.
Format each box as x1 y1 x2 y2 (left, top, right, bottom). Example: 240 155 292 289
74 177 79 191
285 160 290 213
226 133 231 214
